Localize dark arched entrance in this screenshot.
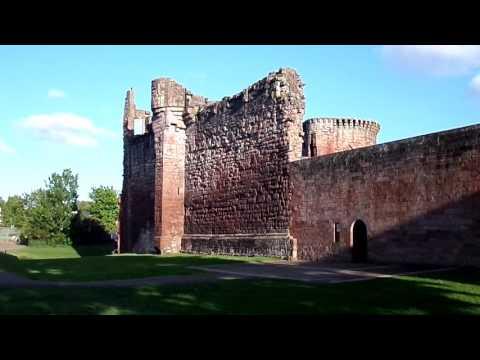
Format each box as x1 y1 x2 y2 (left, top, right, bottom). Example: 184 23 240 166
351 220 368 263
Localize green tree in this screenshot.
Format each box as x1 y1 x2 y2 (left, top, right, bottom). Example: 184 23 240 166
22 189 51 243
88 186 119 234
46 169 79 212
0 196 4 225
23 169 79 246
78 200 92 214
1 195 27 229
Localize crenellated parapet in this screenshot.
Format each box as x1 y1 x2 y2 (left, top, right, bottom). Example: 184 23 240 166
302 117 380 157
121 68 306 257
119 68 480 266
304 117 380 130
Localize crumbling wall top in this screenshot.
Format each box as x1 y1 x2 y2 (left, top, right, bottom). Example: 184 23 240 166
151 77 208 116
193 67 304 126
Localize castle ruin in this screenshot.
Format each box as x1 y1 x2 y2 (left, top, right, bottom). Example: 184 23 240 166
120 68 480 266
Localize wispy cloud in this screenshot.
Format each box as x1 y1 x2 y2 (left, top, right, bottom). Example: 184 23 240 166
47 89 66 99
382 45 480 76
0 138 15 154
470 73 480 96
20 113 116 147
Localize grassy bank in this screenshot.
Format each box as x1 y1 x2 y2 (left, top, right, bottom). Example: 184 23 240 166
0 245 278 282
0 268 479 315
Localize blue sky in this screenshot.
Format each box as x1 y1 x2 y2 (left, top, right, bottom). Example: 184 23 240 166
1 45 479 200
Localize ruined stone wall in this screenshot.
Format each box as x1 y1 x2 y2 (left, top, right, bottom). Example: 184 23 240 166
183 68 305 257
302 118 380 157
290 124 480 266
121 80 207 254
120 90 156 253
121 133 156 253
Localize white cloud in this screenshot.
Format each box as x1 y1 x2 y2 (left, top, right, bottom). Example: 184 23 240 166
382 45 480 76
47 89 66 99
20 113 116 147
0 138 15 154
470 73 480 95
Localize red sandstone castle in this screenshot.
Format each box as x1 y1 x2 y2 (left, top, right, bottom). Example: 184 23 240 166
120 68 480 266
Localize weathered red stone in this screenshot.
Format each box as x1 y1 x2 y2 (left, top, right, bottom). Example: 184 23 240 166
302 118 380 157
120 68 480 267
290 124 480 266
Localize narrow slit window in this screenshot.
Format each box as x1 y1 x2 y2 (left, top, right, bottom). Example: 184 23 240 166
334 223 340 243
310 133 317 157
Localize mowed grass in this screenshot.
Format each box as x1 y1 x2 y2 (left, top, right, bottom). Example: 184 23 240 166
12 245 109 259
2 245 479 315
0 268 479 315
0 245 278 282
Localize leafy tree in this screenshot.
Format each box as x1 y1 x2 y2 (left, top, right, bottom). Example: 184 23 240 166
22 189 51 243
71 211 110 246
46 169 79 213
88 186 119 234
1 195 27 229
0 196 4 225
78 200 92 214
22 169 79 246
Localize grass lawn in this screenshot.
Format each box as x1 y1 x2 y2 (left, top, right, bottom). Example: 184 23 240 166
0 268 479 315
0 245 278 282
11 244 111 259
1 245 479 315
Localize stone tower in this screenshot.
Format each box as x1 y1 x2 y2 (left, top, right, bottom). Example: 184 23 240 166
302 117 380 157
150 78 206 253
120 79 207 254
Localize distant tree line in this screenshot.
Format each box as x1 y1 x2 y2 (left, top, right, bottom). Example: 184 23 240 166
0 169 119 247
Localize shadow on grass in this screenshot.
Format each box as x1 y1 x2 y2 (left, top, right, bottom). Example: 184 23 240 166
0 252 22 274
412 267 480 286
1 266 480 315
72 244 113 257
0 251 278 282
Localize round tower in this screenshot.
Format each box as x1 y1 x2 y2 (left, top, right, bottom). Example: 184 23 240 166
302 117 380 157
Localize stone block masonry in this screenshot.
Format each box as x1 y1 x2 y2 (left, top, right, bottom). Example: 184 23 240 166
120 67 480 267
120 80 207 254
302 117 380 157
120 89 155 253
290 124 480 266
183 68 304 257
151 79 192 254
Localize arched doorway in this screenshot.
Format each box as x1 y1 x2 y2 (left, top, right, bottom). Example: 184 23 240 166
351 220 368 263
